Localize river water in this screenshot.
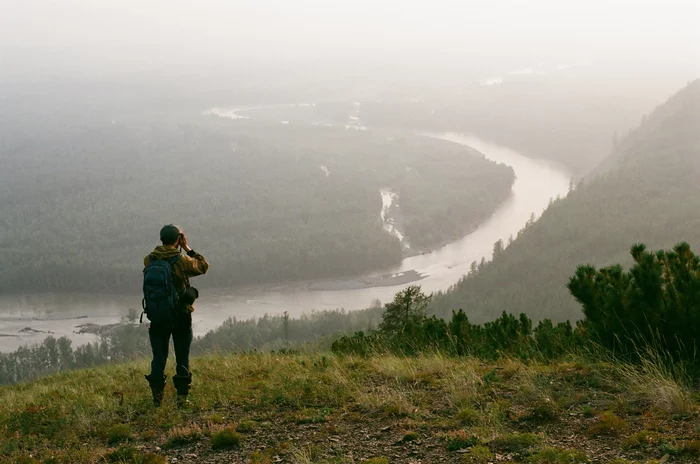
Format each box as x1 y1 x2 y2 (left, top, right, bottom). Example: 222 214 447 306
0 132 570 352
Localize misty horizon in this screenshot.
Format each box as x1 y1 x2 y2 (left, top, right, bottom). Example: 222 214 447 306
1 0 698 87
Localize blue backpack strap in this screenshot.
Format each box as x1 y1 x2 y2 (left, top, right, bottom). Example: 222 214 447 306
148 254 179 265
168 255 181 296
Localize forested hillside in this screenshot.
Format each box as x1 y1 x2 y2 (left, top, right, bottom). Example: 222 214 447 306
430 80 700 323
0 114 513 294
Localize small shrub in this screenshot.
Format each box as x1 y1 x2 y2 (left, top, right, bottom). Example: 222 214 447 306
456 407 481 425
679 440 700 455
289 444 324 463
163 424 205 449
141 430 156 441
362 458 389 464
106 423 133 445
293 408 330 424
383 402 411 418
250 449 277 464
401 431 419 443
621 431 661 450
524 399 560 423
106 446 137 463
236 420 257 433
586 412 628 436
580 405 595 417
486 400 512 426
657 442 680 455
490 433 541 453
141 454 167 464
208 413 225 424
526 447 589 463
482 369 502 385
445 430 479 451
462 445 494 463
567 242 700 363
211 427 243 450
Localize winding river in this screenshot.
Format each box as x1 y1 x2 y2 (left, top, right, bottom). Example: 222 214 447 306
0 132 570 352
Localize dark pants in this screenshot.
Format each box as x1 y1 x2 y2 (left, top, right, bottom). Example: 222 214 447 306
148 315 192 378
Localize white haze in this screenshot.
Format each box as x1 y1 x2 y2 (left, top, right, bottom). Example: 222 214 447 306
1 0 698 83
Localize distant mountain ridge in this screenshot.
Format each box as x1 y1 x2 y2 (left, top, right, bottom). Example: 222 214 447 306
592 79 700 177
430 79 700 323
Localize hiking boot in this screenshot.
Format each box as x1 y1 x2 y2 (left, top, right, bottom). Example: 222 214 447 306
176 395 192 409
145 374 167 407
172 373 192 408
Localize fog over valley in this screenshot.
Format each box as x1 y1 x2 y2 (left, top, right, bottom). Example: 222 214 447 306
0 0 698 361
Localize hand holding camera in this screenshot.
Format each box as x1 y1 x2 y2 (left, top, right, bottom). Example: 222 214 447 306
178 233 189 250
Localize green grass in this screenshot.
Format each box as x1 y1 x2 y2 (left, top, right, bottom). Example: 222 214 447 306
621 430 662 450
444 429 479 451
526 447 589 463
0 352 698 463
210 427 243 450
586 412 629 437
456 407 481 425
235 419 257 433
105 424 133 445
489 432 541 453
461 445 494 463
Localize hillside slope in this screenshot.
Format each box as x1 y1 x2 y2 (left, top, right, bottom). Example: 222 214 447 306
430 80 700 323
1 352 698 463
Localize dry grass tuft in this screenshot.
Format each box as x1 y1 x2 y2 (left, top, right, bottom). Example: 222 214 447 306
489 432 541 453
621 430 662 450
679 439 700 455
461 444 494 463
525 446 589 463
586 411 628 437
163 421 225 449
443 429 479 451
354 384 415 417
610 351 697 415
456 407 481 425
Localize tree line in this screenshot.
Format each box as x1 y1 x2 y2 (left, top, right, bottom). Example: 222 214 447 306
0 307 383 385
4 241 700 384
336 243 700 373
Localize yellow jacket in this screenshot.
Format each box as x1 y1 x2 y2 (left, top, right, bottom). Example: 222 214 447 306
144 246 209 313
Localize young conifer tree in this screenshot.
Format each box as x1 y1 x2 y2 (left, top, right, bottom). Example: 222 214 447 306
379 285 430 335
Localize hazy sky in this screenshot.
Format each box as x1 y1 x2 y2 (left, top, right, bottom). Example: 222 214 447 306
1 0 698 77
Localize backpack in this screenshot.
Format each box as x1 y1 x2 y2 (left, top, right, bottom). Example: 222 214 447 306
142 255 180 324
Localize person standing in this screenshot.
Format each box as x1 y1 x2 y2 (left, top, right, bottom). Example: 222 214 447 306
143 224 209 407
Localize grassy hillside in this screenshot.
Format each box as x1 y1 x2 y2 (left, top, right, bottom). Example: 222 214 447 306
430 80 700 323
1 352 698 463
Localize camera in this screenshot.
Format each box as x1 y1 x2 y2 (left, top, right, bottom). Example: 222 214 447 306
181 286 199 305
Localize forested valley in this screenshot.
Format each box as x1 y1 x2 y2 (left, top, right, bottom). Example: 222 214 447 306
0 103 514 295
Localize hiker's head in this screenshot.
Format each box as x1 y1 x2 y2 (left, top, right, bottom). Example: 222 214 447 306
160 224 182 246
